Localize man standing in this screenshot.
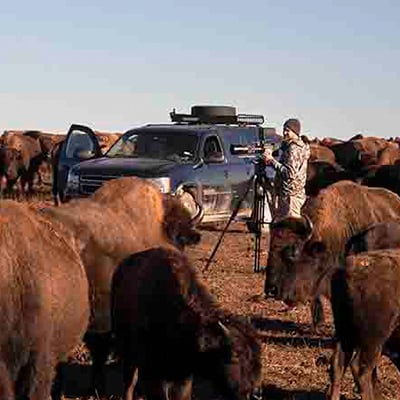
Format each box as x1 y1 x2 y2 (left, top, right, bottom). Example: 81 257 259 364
263 118 310 220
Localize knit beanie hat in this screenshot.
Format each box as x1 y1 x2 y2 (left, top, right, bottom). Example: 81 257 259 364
283 118 301 136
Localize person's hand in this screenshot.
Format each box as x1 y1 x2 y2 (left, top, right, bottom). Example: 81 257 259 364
263 148 274 164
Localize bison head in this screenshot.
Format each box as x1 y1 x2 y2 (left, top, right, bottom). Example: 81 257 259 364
198 318 262 400
264 215 329 305
162 194 202 249
0 147 24 181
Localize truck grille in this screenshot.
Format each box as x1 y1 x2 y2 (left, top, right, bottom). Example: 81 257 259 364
79 174 121 195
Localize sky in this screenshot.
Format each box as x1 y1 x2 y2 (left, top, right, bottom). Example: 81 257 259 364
0 0 399 139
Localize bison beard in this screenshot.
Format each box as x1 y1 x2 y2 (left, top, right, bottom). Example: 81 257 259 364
0 200 89 399
111 247 262 400
329 249 400 400
265 181 400 327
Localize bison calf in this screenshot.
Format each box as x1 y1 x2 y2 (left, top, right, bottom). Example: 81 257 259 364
111 247 262 400
329 249 400 400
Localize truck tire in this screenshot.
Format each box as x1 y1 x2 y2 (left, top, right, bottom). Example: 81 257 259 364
191 105 236 118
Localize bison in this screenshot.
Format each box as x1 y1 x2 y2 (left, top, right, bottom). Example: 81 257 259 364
111 246 262 400
0 200 89 399
328 249 400 400
330 136 390 175
362 163 400 197
264 181 400 326
41 177 202 393
0 131 47 198
95 131 121 153
306 161 357 197
309 143 336 165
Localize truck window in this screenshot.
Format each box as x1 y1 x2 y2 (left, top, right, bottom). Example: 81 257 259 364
203 136 223 159
106 129 199 162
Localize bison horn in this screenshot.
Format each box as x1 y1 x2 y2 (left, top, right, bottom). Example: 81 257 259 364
302 214 314 241
218 321 231 337
190 198 204 225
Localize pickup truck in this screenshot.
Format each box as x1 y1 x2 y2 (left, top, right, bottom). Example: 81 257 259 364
56 105 280 224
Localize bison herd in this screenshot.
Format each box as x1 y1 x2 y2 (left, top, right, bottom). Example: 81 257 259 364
4 130 400 399
0 174 262 400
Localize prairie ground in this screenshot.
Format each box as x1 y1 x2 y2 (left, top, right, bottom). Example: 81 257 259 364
24 186 400 399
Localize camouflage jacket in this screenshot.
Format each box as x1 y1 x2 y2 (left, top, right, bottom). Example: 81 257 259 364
270 137 310 196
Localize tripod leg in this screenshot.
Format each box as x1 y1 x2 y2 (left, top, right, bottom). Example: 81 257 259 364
203 176 255 272
253 190 265 273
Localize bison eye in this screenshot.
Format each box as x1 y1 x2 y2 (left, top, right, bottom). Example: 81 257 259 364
306 241 326 257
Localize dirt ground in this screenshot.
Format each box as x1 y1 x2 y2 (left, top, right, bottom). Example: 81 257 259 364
23 187 400 399
186 221 400 400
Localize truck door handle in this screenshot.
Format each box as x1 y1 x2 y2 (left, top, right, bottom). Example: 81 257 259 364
224 170 229 179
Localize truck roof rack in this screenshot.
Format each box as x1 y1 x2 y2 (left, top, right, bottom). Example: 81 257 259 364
170 105 265 126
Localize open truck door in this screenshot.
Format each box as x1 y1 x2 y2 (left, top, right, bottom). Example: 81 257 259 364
54 124 101 203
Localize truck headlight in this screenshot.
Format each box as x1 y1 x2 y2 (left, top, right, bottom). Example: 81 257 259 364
66 169 80 191
149 177 171 193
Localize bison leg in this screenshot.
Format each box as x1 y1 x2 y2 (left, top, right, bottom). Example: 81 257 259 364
139 377 167 400
0 361 14 399
83 331 112 396
15 349 56 400
352 350 382 400
327 342 353 400
350 352 379 395
122 361 138 400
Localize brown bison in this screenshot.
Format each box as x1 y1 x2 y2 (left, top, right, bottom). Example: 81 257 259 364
345 219 400 256
309 143 336 164
0 200 89 399
49 139 66 205
362 163 400 197
306 161 357 197
23 131 66 187
264 181 400 326
41 177 202 392
329 249 400 400
95 131 121 152
0 131 47 197
111 246 262 400
330 136 390 174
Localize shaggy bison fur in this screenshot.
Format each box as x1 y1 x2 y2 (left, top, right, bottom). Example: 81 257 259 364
264 181 400 326
0 200 89 399
329 249 400 400
111 247 262 400
41 177 201 393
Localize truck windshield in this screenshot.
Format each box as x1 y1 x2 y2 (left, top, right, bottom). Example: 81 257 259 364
106 129 199 162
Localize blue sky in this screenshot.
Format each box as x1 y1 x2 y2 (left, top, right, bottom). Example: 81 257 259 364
0 0 399 139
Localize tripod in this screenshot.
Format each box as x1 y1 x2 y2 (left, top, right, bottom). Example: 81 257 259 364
203 157 274 273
